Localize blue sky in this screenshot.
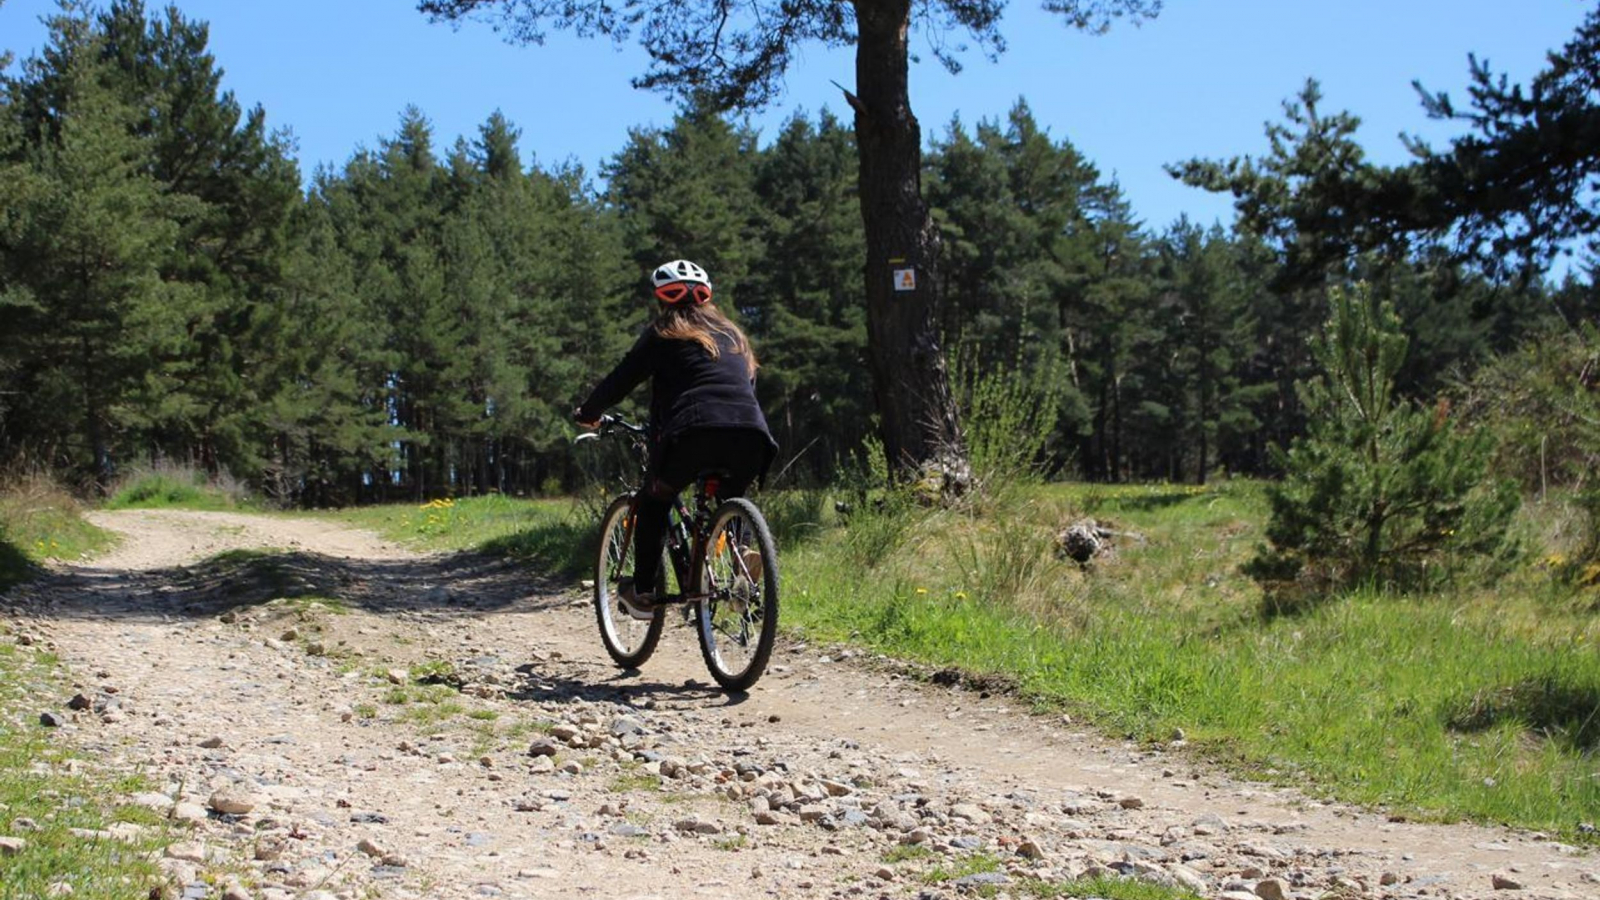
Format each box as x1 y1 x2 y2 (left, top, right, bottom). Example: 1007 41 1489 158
1 0 1589 232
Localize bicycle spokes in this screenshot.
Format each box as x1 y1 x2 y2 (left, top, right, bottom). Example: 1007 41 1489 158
696 500 778 690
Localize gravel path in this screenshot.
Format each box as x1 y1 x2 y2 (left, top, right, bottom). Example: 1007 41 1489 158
2 509 1595 900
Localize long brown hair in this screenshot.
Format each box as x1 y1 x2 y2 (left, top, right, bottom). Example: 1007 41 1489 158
654 302 759 378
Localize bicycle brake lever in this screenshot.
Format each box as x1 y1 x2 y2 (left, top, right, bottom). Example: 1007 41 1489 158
574 432 600 444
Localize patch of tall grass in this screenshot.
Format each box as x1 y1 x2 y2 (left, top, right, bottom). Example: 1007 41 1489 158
104 460 252 510
0 471 114 589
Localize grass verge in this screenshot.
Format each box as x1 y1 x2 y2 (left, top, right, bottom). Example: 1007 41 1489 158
329 494 593 575
780 481 1600 843
0 473 115 590
0 642 172 897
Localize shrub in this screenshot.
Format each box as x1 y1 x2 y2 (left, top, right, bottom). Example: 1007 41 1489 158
105 460 248 510
1246 285 1521 596
1459 324 1600 584
1457 323 1600 496
953 347 1063 491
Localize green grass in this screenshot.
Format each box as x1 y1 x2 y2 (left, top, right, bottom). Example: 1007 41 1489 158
0 644 172 897
780 481 1600 842
329 494 593 574
103 464 252 511
882 844 937 863
922 851 1004 883
1021 876 1200 900
608 772 663 792
317 482 1600 842
0 475 115 589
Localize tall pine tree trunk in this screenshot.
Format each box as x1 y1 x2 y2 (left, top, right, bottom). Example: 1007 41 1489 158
851 0 965 487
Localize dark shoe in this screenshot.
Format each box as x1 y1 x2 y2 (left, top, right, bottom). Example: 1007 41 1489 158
616 577 657 621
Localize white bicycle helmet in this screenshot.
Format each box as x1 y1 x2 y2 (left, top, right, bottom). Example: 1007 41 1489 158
650 259 713 305
651 259 711 289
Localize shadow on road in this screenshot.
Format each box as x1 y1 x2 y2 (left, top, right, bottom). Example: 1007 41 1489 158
0 547 567 623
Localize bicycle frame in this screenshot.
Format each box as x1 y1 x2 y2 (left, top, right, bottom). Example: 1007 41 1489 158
580 415 718 605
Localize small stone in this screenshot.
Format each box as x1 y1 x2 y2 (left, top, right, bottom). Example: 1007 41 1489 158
1380 872 1401 886
528 739 559 757
208 787 255 815
1492 873 1524 890
66 693 92 711
381 853 409 868
0 836 26 855
385 669 407 684
39 711 65 728
254 837 286 861
221 884 252 900
528 756 556 774
950 803 991 824
172 802 208 824
46 883 72 897
874 866 895 881
165 842 206 863
820 779 853 797
1254 877 1288 900
1170 864 1209 894
1119 796 1145 810
1017 839 1046 859
198 736 225 749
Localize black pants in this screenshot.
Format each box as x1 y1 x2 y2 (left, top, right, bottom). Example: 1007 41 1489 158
633 428 769 593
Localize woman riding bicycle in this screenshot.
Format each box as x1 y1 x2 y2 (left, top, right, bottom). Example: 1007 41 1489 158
574 259 777 621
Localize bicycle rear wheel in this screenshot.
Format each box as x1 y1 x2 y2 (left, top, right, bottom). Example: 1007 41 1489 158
694 498 779 691
595 494 664 669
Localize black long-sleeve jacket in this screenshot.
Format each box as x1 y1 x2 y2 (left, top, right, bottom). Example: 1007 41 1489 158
577 327 777 459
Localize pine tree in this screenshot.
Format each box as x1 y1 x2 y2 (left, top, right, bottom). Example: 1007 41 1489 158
1247 284 1521 596
746 110 870 482
2 8 179 485
1148 219 1258 483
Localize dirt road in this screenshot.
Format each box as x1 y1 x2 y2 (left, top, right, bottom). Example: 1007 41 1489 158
3 509 1594 900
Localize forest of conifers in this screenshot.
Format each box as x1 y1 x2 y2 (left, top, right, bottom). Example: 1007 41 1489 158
2 2 1597 505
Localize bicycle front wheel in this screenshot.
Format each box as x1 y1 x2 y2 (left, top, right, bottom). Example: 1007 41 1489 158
595 494 664 669
694 498 779 691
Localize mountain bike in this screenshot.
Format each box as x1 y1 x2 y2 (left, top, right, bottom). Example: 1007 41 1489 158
575 415 779 691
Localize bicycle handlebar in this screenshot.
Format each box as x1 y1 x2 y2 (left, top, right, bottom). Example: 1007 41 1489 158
573 413 649 446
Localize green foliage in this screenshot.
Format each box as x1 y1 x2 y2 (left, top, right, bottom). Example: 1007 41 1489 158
1246 286 1521 595
104 462 249 510
0 0 1587 500
1021 876 1199 900
953 345 1062 488
0 471 114 588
